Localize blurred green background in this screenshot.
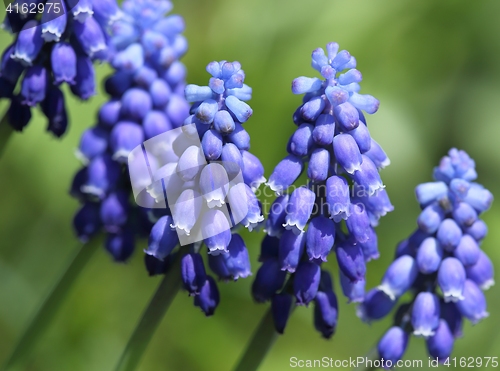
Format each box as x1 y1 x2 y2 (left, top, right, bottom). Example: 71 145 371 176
1 0 500 370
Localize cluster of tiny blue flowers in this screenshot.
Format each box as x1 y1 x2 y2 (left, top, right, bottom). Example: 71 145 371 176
358 149 493 364
0 0 119 136
71 0 189 262
252 42 393 338
143 60 265 316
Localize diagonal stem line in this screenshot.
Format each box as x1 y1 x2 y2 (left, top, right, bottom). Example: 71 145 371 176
0 110 13 159
353 345 379 371
2 238 100 371
113 245 189 371
232 307 279 371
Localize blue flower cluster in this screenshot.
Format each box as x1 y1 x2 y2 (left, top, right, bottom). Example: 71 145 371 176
0 0 119 136
358 149 493 364
252 42 393 338
143 60 265 316
71 0 189 262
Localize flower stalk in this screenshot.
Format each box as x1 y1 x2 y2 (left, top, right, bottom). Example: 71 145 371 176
232 307 279 371
2 238 100 370
114 245 190 371
0 111 12 159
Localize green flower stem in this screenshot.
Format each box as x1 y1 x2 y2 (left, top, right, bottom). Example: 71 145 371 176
0 111 13 159
353 345 379 371
2 238 100 371
232 307 279 371
114 245 190 371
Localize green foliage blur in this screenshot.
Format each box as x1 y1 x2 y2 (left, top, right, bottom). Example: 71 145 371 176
1 0 500 370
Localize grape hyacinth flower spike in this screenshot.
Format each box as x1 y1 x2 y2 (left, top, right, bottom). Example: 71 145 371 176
253 41 393 338
143 59 264 316
359 148 493 363
1 0 120 137
71 0 189 263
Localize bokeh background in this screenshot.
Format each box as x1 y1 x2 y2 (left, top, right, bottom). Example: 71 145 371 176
1 0 500 370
